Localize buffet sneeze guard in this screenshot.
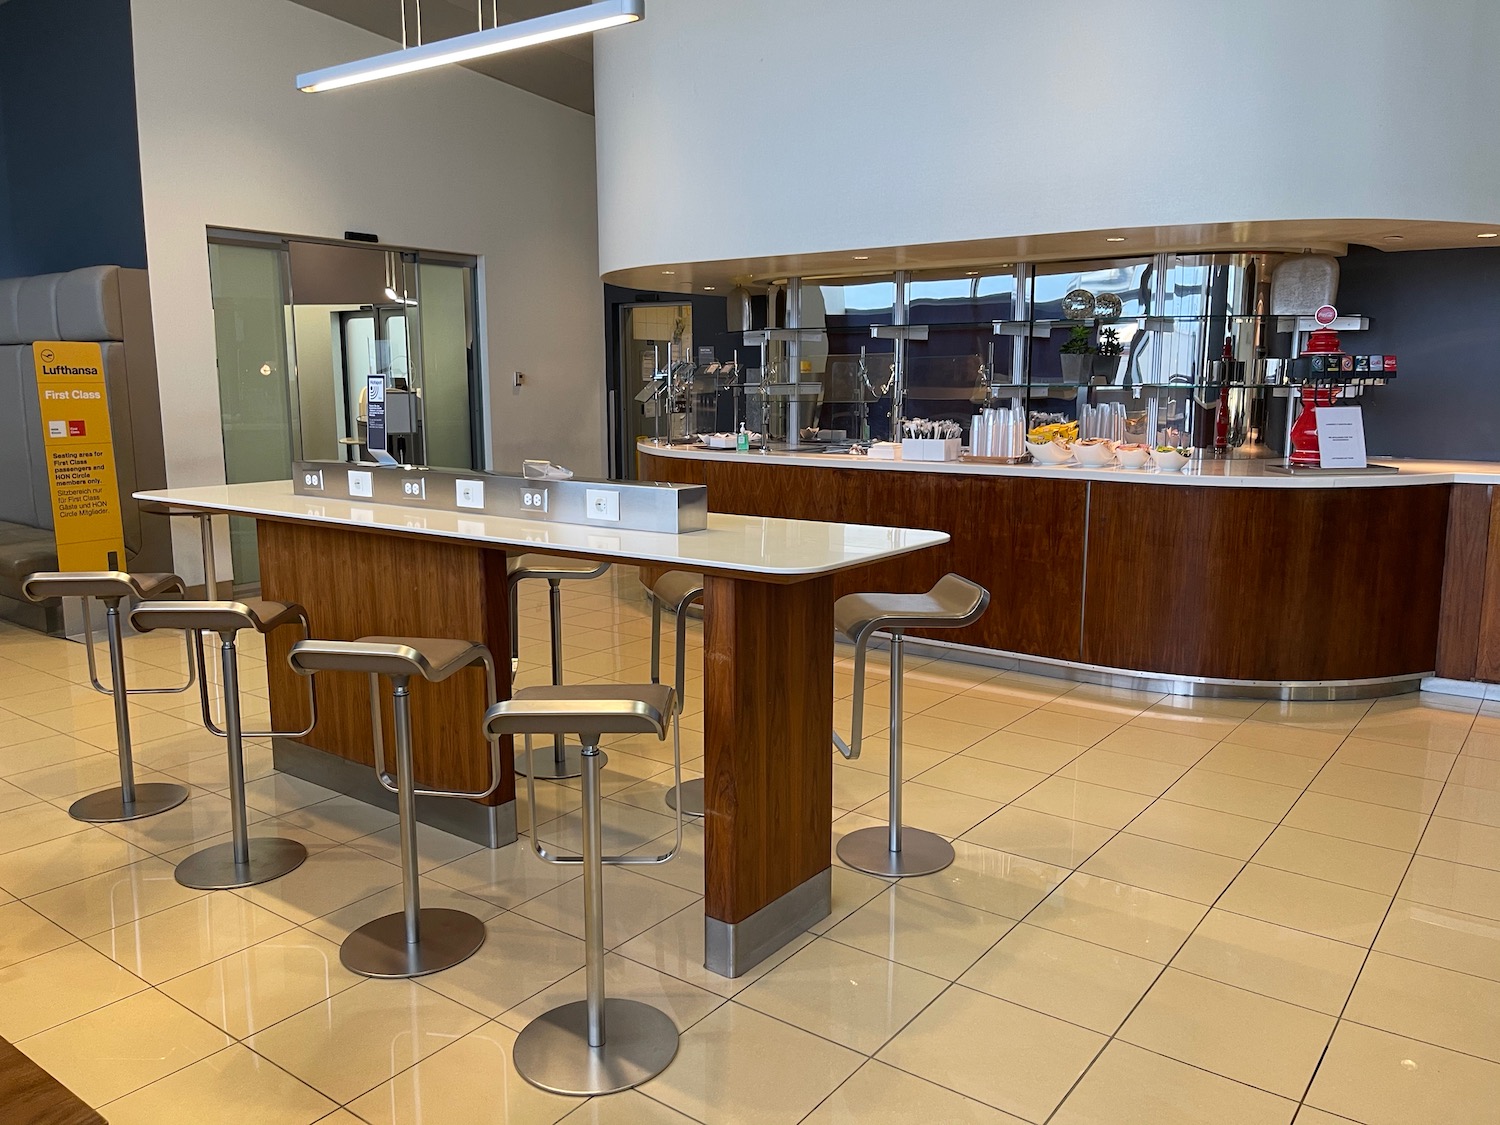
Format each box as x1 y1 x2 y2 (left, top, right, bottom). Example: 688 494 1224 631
291 461 708 535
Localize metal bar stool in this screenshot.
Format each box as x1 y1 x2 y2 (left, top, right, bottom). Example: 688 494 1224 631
832 573 990 877
288 636 502 978
507 553 611 780
21 571 193 823
130 599 317 889
484 683 683 1096
647 570 705 816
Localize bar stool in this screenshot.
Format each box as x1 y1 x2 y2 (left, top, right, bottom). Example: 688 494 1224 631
21 571 193 823
289 636 502 977
484 683 683 1096
507 553 611 780
832 574 990 877
647 570 705 816
129 599 317 889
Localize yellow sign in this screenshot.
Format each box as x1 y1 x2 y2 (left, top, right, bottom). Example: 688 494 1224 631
32 341 126 571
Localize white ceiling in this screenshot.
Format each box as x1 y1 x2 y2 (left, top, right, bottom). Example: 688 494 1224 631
287 0 597 113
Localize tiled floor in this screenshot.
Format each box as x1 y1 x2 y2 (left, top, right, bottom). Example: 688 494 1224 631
1 568 1499 1123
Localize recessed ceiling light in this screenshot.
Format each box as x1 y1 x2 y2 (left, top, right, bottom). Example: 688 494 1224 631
1480 233 1499 239
1383 235 1405 242
965 271 979 276
703 286 716 290
853 255 870 260
661 270 676 275
1105 236 1126 243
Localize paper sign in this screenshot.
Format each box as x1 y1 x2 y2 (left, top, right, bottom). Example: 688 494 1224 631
32 341 126 570
1317 406 1368 469
366 375 387 455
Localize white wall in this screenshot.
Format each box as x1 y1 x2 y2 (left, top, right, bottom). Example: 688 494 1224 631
594 0 1500 276
131 0 605 582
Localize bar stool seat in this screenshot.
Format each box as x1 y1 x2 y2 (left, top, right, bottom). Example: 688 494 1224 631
646 571 705 815
21 570 193 823
507 553 611 781
485 682 683 1096
130 598 315 890
290 635 501 979
833 574 990 878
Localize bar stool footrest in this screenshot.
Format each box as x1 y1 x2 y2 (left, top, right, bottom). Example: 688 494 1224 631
340 908 486 978
513 998 679 1095
663 777 704 816
515 742 606 781
68 782 189 824
837 825 955 878
174 837 308 890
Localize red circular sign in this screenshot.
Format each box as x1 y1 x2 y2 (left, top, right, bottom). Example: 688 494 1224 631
1314 304 1338 326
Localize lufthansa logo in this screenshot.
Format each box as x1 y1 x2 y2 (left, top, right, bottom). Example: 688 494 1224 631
40 348 55 362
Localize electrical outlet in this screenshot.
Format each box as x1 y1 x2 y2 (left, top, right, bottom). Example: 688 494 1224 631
585 488 620 522
347 470 373 498
301 469 324 490
400 477 426 500
514 370 526 387
456 479 485 509
520 486 549 513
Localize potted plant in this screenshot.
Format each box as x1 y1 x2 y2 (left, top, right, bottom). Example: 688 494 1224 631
1094 327 1123 382
1059 323 1094 382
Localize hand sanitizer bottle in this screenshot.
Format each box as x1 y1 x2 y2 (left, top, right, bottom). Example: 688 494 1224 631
736 423 749 453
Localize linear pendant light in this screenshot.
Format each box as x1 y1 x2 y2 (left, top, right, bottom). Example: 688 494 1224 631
296 0 644 93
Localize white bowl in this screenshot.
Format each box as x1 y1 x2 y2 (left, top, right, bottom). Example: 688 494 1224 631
1151 448 1192 472
1073 441 1116 467
1114 444 1150 468
1025 440 1074 465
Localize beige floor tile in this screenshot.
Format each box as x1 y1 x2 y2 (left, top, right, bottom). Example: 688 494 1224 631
832 763 889 810
1333 736 1457 780
0 777 34 813
100 1044 337 1125
537 799 679 856
804 1059 1027 1124
557 1090 700 1124
24 855 204 938
899 839 1067 919
1353 708 1472 753
1399 855 1500 921
9 752 178 803
1093 722 1220 766
345 1021 578 1125
1055 747 1189 796
840 738 950 783
1346 950 1500 1063
960 921 1160 1034
1224 720 1346 758
1172 909 1365 1015
1291 1109 1362 1125
854 781 1000 838
0 825 151 897
241 772 340 815
737 939 946 1053
1309 762 1443 814
961 805 1113 868
1374 898 1500 981
1005 708 1120 748
0 899 75 967
616 904 814 999
426 835 581 909
1282 792 1428 851
301 880 505 947
496 950 724 1036
894 712 994 753
916 755 1048 804
808 865 891 934
0 716 77 752
74 712 202 752
340 821 482 872
962 729 1084 773
1435 782 1500 828
1305 1021 1500 1125
1027 872 1206 963
0 940 147 1039
159 929 363 1037
249 978 486 1103
1250 699 1370 732
1120 967 1334 1098
0 798 90 854
511 866 698 948
275 794 400 842
1012 775 1154 830
1255 825 1411 895
1125 799 1275 860
235 844 403 926
1080 832 1242 904
642 1001 862 1125
1449 753 1500 791
1198 742 1323 787
826 883 1015 979
1165 768 1302 822
18 989 231 1106
414 910 586 1017
87 891 296 983
921 693 1033 732
1052 1039 1297 1125
100 792 270 858
1221 864 1391 945
877 985 1104 1121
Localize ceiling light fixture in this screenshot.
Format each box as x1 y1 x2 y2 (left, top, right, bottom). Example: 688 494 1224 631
1480 232 1499 239
1105 236 1126 242
852 255 870 261
1383 235 1405 242
297 0 644 92
703 286 716 291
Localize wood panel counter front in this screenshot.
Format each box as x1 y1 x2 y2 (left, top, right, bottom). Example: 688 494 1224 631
637 444 1496 688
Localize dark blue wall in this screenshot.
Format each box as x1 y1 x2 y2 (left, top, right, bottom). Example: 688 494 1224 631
1337 246 1500 461
0 0 146 278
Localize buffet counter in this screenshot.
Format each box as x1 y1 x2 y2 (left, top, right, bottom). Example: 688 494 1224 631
639 442 1500 696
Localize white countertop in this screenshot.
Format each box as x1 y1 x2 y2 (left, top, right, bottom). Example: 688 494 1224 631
135 481 948 579
641 442 1500 490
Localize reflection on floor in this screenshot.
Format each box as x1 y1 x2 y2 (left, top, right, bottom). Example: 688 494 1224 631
0 566 1498 1124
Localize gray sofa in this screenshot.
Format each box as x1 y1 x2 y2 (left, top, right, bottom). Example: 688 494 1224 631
0 265 171 630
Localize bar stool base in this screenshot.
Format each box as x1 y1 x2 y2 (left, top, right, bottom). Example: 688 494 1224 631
663 777 704 816
174 837 308 890
837 826 955 877
68 782 189 824
515 743 606 781
340 908 486 978
513 998 679 1095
